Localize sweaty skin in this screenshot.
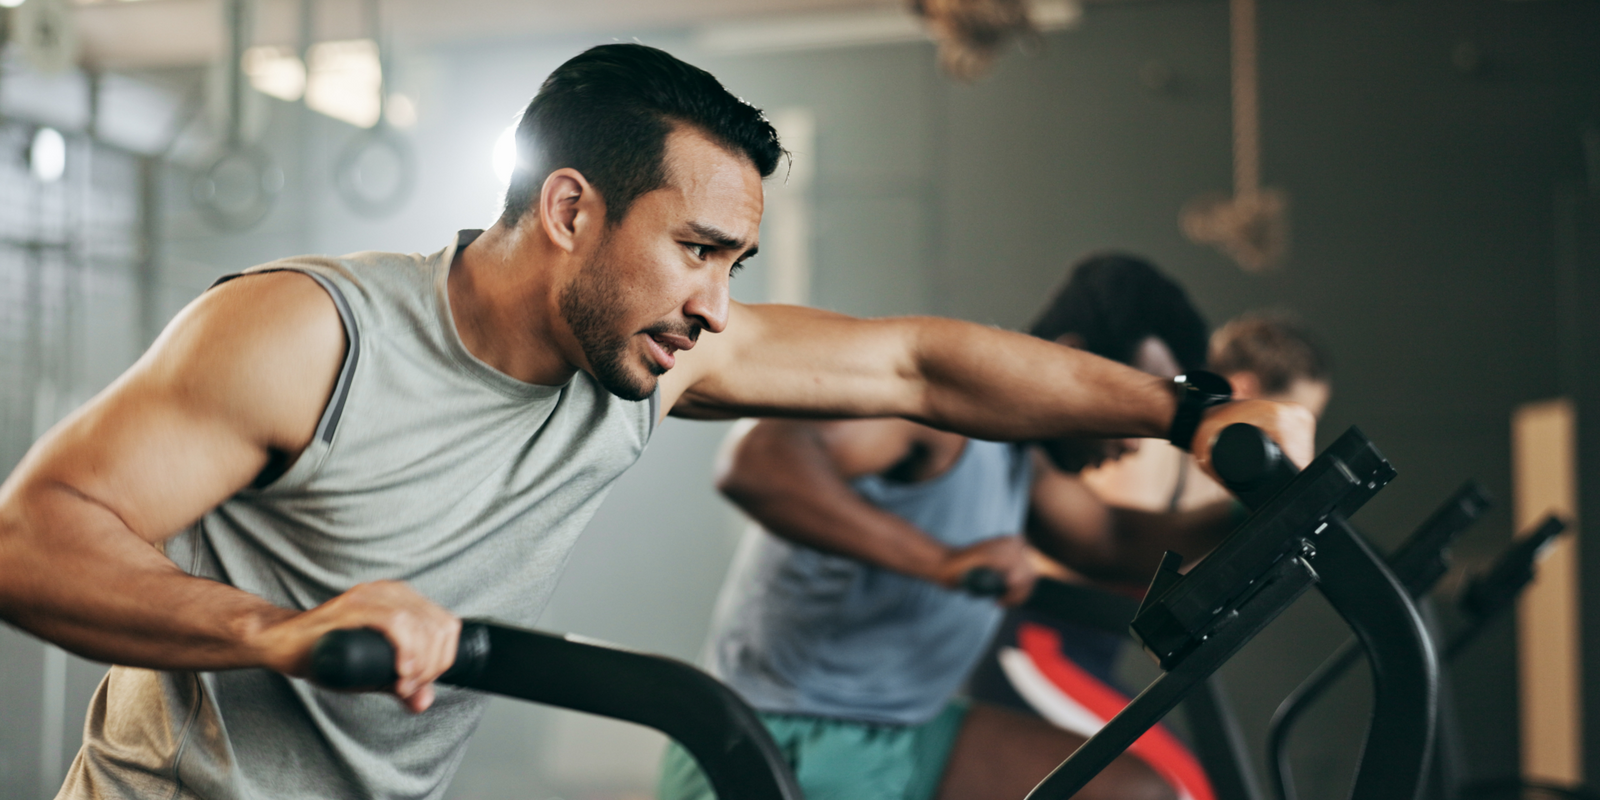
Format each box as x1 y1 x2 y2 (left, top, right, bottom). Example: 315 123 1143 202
0 125 1313 713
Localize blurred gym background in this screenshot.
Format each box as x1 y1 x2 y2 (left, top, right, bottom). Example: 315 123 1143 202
1 0 1598 798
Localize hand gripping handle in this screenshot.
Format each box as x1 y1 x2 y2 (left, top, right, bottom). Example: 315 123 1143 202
960 566 1009 597
310 623 491 690
1211 422 1301 510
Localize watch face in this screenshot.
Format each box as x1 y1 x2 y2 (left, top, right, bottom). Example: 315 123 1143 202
1179 370 1233 398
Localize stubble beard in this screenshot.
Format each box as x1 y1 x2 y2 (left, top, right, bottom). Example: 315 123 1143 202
558 247 662 402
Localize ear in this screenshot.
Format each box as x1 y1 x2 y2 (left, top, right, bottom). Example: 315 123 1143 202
1226 371 1261 400
537 168 604 254
1055 332 1086 350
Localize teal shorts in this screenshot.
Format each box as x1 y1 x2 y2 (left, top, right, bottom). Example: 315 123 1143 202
656 701 968 800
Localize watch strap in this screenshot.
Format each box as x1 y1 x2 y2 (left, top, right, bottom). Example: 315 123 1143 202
1167 370 1233 451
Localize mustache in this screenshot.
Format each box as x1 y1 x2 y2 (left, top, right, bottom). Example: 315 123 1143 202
642 321 701 343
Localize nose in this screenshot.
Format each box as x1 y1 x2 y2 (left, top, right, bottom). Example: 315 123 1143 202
684 271 730 335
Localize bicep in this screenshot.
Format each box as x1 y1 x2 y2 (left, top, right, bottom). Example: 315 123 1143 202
663 302 927 422
6 272 345 543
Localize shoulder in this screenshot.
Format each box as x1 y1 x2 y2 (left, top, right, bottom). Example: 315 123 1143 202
147 270 347 450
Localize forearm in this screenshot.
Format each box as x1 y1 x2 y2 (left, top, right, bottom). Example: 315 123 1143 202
0 483 292 672
912 321 1176 442
1029 500 1237 583
730 486 954 582
718 422 954 582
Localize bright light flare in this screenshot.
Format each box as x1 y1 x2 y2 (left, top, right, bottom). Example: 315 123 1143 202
243 46 307 102
492 124 519 185
306 39 382 128
30 127 65 183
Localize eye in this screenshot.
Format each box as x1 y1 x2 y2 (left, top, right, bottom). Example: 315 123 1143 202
686 243 712 261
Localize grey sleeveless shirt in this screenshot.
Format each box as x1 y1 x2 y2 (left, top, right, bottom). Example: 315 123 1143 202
706 439 1033 725
59 231 659 800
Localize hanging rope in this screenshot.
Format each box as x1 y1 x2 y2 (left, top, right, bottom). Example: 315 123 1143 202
911 0 1039 81
1181 0 1289 272
1231 0 1259 198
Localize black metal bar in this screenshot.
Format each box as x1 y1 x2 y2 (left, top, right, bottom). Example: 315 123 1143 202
1001 576 1263 800
1024 425 1438 800
312 621 802 800
1133 427 1393 669
1386 482 1493 595
1268 639 1363 800
1310 517 1440 800
1184 674 1268 800
1268 481 1491 800
1025 555 1320 800
1455 516 1568 629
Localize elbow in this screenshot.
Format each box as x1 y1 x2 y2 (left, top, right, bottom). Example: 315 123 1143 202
712 438 761 507
714 454 770 510
0 512 25 618
713 425 797 512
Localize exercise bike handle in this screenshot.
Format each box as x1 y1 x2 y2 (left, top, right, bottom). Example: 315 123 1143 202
961 566 1010 597
1211 423 1301 510
311 623 492 690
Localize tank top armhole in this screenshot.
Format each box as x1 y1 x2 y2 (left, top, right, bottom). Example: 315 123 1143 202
210 267 360 490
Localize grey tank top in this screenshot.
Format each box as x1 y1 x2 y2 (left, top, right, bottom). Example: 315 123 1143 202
59 231 658 800
706 439 1033 725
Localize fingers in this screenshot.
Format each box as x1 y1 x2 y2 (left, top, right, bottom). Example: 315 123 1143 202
384 598 460 709
944 536 1037 606
1192 399 1317 477
273 580 460 713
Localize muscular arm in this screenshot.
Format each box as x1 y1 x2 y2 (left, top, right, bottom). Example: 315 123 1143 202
663 303 1313 470
0 273 456 710
1025 451 1238 584
718 418 1037 604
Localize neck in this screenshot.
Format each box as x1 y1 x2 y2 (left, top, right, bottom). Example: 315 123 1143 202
448 221 579 385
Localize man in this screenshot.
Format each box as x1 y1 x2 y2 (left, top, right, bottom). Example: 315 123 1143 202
660 255 1249 800
0 45 1308 800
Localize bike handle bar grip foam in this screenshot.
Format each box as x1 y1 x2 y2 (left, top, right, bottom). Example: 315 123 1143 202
1211 423 1301 510
961 567 1009 597
311 624 491 691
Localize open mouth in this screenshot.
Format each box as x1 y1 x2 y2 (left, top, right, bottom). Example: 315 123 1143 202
644 333 680 371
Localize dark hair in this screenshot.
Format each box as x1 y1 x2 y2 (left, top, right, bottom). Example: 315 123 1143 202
1209 310 1332 394
1026 253 1209 372
499 44 786 226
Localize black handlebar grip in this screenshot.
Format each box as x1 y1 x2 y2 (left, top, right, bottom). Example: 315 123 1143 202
1459 515 1568 621
1211 423 1300 511
310 622 493 691
961 567 1009 597
311 628 397 690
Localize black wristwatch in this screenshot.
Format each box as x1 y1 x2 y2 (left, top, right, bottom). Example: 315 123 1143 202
1167 371 1233 451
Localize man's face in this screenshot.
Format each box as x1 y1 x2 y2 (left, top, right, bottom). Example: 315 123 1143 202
558 127 764 400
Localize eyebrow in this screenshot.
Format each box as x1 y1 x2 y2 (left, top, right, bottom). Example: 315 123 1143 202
688 221 759 261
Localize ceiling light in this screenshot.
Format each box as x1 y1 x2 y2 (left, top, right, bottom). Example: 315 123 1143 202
29 127 66 183
306 39 382 128
243 46 306 102
0 0 26 10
